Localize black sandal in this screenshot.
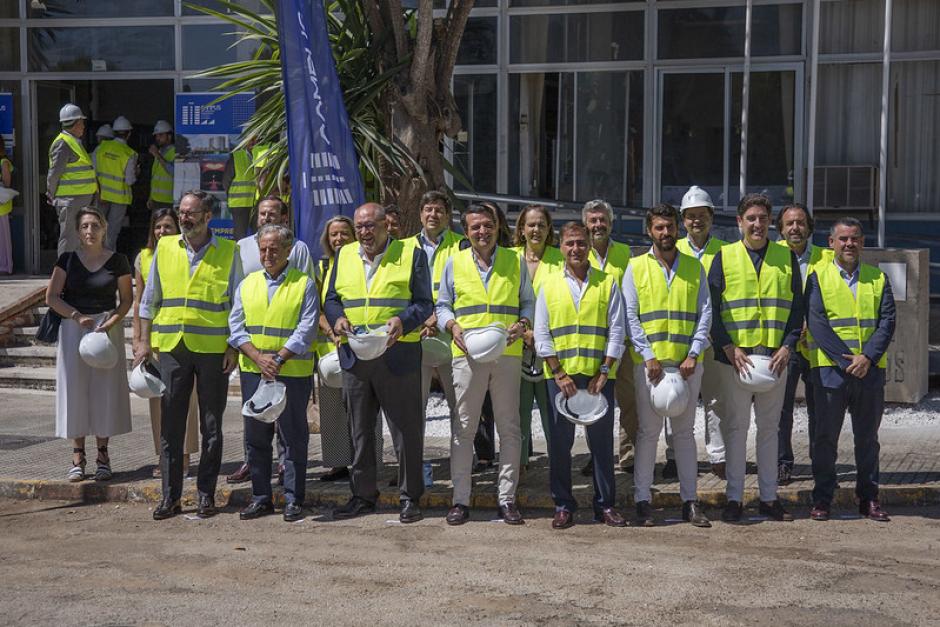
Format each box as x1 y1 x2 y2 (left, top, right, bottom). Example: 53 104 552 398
68 448 86 482
94 445 112 481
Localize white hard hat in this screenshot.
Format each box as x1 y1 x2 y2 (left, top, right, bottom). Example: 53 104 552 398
346 327 389 361
79 331 118 369
242 379 287 423
112 116 133 132
737 354 781 393
680 185 715 212
649 367 691 418
153 120 173 135
462 323 508 363
317 350 343 388
95 124 114 139
59 103 86 123
421 335 451 368
554 389 608 426
129 358 165 399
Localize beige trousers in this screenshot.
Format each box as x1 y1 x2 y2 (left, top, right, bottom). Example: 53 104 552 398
616 362 638 465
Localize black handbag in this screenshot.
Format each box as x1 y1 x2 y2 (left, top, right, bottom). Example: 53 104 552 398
36 252 73 344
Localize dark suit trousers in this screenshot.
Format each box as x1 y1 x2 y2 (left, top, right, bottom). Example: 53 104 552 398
546 376 616 515
159 346 228 502
474 392 497 461
811 370 884 504
241 372 311 506
777 351 816 468
342 353 424 504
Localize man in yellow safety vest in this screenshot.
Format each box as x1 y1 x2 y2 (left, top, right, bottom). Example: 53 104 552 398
47 103 99 255
147 120 176 211
93 115 138 250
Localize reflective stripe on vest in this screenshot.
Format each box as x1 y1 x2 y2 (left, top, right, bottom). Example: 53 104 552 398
238 268 314 377
676 236 727 273
720 241 793 349
806 261 887 369
228 149 256 209
629 252 704 366
452 246 522 358
542 268 617 379
333 239 420 343
95 139 135 204
151 235 236 353
406 229 464 300
0 158 13 216
50 132 98 198
588 239 631 285
149 146 176 204
513 245 564 295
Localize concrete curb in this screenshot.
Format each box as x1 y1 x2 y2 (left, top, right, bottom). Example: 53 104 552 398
3 477 940 512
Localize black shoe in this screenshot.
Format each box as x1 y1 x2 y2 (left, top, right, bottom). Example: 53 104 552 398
618 464 634 474
580 457 594 476
446 504 470 525
777 463 792 486
197 494 217 519
661 459 678 479
239 500 275 520
152 498 181 521
682 500 712 528
333 496 375 520
283 502 304 522
721 500 743 523
473 460 493 474
759 499 794 522
399 500 423 524
634 500 655 527
319 467 350 482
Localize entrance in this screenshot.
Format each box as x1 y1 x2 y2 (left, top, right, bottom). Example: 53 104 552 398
31 79 175 272
657 66 801 211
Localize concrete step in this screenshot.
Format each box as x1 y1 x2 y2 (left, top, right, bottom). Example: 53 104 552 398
0 344 136 368
14 325 135 345
0 364 243 396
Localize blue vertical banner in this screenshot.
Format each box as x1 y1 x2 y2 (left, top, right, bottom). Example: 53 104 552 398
276 0 365 254
0 93 14 157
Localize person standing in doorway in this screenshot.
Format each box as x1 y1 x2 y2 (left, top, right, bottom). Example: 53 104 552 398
47 103 99 255
94 116 138 251
223 136 261 240
0 135 14 274
147 120 175 211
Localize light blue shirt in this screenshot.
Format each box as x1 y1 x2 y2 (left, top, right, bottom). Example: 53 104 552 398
622 247 712 362
417 229 448 268
835 259 860 297
533 266 626 360
237 233 316 280
228 267 320 358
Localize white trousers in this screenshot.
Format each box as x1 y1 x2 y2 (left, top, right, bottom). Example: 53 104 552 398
450 355 522 506
717 361 789 502
634 362 703 503
664 348 725 463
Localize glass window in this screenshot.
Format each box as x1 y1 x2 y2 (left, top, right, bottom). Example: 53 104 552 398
510 12 644 64
183 24 262 71
434 0 496 7
658 4 802 59
28 27 174 72
819 0 884 54
453 74 498 193
0 29 19 72
888 61 940 213
458 17 497 65
0 3 18 18
182 1 269 15
27 0 173 18
893 0 940 53
814 64 880 166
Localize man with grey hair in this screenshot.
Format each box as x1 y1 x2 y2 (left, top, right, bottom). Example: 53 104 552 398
47 103 99 254
228 223 320 522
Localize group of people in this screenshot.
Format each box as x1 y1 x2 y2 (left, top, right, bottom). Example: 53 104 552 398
46 153 896 527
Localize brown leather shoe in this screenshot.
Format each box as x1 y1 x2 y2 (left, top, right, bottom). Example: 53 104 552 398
446 504 469 526
595 507 627 527
810 502 830 521
711 462 726 480
226 462 250 484
552 509 574 530
498 502 525 525
860 499 890 522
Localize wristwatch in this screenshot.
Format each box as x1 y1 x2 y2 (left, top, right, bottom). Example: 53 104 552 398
272 354 286 366
599 364 610 375
550 363 565 377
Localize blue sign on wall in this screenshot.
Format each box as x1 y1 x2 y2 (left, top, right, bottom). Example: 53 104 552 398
0 93 14 157
175 92 254 137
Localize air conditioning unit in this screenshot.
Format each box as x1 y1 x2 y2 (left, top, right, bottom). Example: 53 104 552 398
810 165 878 225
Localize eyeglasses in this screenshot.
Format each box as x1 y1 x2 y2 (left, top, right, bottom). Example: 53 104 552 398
178 210 205 219
354 222 378 232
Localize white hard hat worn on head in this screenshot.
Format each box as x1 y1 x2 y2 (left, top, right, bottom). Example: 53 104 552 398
317 351 343 388
59 103 87 123
554 389 608 426
736 354 781 393
680 185 715 212
129 358 165 398
112 116 133 132
347 327 389 361
95 124 114 139
153 120 173 135
79 331 118 369
243 379 287 423
463 323 508 363
421 335 451 368
649 367 690 418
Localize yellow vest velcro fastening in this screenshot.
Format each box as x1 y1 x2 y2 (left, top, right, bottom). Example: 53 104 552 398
238 268 314 377
513 245 564 295
50 132 98 198
806 261 887 369
333 239 420 343
541 268 617 379
96 139 135 204
452 246 522 358
630 252 704 366
588 239 632 284
228 149 257 209
149 146 176 204
720 241 793 350
406 229 465 300
676 236 727 273
151 235 236 353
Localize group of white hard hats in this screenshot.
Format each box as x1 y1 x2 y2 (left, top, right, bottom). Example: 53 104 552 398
59 103 171 137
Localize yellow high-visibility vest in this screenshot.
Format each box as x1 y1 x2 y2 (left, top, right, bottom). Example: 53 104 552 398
541 267 618 379
151 235 236 353
228 149 257 209
50 132 98 198
149 145 176 204
806 261 888 369
677 236 727 273
589 239 631 284
95 139 135 204
0 158 13 216
720 241 793 349
405 229 464 301
315 257 338 359
513 245 564 295
238 268 314 377
451 246 522 358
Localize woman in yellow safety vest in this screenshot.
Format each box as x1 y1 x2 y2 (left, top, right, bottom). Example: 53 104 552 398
0 135 12 274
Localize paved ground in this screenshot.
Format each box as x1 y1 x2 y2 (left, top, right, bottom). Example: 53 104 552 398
1 388 940 509
1 498 939 625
